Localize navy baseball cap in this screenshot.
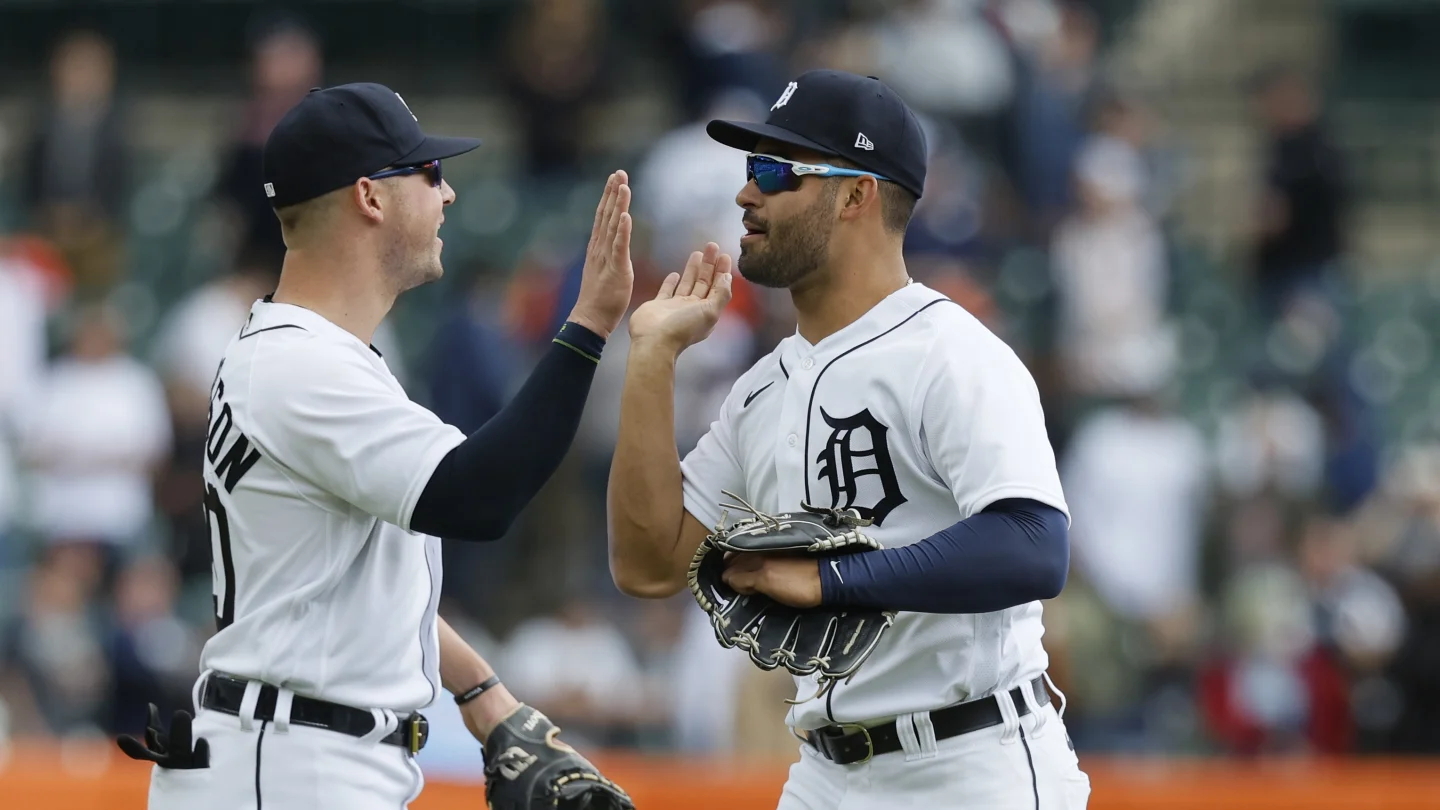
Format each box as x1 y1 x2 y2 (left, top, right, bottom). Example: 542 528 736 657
262 82 482 209
707 70 927 199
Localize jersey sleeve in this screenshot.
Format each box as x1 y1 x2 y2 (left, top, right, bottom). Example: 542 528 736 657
916 327 1069 522
680 387 746 532
246 340 465 530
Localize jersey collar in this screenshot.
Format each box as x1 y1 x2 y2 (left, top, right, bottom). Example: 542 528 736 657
786 281 948 361
254 295 385 357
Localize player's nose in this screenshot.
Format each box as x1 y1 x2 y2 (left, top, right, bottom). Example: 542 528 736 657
736 179 763 210
440 179 456 205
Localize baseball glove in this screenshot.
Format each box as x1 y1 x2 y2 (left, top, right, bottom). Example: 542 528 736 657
483 704 634 810
688 491 896 704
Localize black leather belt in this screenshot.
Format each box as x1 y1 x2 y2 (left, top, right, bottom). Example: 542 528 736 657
806 676 1050 765
201 674 429 755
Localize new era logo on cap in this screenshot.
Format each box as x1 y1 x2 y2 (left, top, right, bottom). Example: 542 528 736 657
855 132 874 150
264 182 276 199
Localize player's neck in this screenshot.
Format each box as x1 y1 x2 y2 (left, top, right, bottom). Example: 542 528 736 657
790 249 909 345
273 249 396 346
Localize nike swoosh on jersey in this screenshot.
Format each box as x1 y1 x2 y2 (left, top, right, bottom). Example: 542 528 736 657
830 559 844 583
744 381 775 408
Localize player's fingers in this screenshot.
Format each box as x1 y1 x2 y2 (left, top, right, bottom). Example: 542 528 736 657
722 566 757 595
598 175 622 246
587 174 615 256
691 241 720 299
608 184 632 243
675 245 703 297
708 256 734 311
610 212 633 275
657 271 680 299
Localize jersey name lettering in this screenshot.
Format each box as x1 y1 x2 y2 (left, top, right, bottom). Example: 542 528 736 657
206 378 262 493
814 407 907 525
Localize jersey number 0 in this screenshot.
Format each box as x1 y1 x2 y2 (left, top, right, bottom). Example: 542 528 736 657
203 483 238 630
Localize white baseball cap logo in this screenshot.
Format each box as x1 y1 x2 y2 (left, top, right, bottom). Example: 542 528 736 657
771 82 798 111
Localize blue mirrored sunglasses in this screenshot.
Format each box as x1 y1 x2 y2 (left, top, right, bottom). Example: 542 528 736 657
746 153 889 194
367 159 442 188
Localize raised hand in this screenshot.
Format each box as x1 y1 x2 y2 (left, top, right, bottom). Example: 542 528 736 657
628 242 734 355
566 171 635 339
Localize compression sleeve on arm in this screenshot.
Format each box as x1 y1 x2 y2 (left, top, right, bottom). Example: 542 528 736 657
818 498 1069 614
409 322 605 541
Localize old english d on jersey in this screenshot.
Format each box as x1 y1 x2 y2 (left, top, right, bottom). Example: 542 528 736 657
681 282 1068 730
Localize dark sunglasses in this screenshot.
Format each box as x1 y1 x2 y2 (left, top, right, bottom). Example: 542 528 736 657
367 159 442 188
746 153 889 194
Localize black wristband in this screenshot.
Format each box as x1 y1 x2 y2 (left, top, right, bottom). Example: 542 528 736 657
454 675 503 706
553 321 606 363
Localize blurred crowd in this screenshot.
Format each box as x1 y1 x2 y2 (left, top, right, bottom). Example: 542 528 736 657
0 0 1438 767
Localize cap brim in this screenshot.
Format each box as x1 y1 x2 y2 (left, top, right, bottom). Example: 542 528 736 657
706 120 836 156
396 134 483 164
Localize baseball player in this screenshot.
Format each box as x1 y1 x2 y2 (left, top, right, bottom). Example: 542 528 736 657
115 84 634 810
607 70 1091 808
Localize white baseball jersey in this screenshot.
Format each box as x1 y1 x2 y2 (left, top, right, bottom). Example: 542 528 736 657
198 299 465 713
681 281 1068 731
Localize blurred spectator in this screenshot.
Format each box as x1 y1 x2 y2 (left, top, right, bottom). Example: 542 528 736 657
502 597 646 748
21 30 130 297
1050 136 1176 401
425 270 525 624
1009 0 1098 237
1246 65 1349 320
1057 364 1207 752
1090 90 1182 221
871 0 1017 125
1062 388 1208 635
503 0 612 179
426 269 520 436
1215 379 1326 506
213 18 323 268
2 553 110 736
104 557 201 736
678 1 789 116
901 122 988 265
1299 516 1405 672
18 304 171 569
0 239 56 425
1346 446 1440 752
633 88 765 276
1200 563 1352 755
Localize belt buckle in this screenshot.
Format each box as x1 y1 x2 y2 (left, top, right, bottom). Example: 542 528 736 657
408 714 429 756
835 722 874 765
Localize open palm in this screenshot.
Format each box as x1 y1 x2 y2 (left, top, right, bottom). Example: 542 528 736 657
628 242 734 353
567 171 635 339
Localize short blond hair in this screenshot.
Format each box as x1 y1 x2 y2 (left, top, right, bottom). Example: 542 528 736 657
274 190 342 247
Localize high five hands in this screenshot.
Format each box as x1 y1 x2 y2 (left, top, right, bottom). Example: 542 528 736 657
568 170 733 353
628 242 734 355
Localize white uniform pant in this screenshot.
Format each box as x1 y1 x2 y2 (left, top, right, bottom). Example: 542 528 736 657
147 683 426 809
778 702 1090 810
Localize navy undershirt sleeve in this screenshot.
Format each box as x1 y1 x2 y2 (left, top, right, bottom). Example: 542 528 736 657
410 322 604 542
818 498 1069 614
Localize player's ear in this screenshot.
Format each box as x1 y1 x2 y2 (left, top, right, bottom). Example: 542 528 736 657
352 177 385 224
838 175 879 225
